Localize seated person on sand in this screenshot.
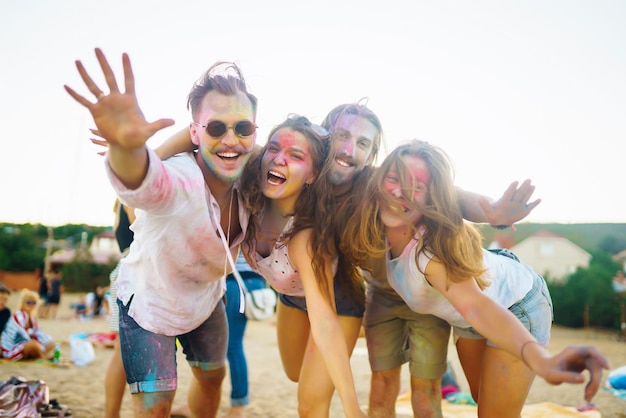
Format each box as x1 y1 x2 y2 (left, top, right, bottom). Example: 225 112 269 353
74 294 88 319
0 284 11 340
1 289 56 361
92 285 108 317
0 283 11 350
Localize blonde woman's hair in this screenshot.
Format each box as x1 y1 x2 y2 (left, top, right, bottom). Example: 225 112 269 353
341 139 489 289
19 289 40 309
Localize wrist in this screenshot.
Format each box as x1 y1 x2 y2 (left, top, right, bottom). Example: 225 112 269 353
344 405 364 418
341 396 362 416
520 340 545 372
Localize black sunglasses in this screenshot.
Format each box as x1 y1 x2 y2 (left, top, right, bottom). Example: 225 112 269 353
195 120 257 139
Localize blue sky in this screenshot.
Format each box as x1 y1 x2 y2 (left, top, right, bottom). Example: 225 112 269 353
1 0 624 226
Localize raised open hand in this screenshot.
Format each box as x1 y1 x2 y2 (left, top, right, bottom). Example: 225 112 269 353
478 179 542 230
64 48 174 151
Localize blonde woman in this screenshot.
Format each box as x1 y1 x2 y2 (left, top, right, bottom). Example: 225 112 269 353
342 139 609 417
1 289 56 361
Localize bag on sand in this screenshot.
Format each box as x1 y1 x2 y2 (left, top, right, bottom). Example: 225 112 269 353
69 338 95 367
0 375 48 417
0 376 72 417
244 287 277 321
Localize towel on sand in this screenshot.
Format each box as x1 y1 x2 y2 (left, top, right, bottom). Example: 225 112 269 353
391 399 601 417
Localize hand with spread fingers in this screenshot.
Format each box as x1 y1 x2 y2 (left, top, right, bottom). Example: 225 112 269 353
89 136 108 156
479 179 542 230
64 48 174 188
534 345 610 402
64 48 173 150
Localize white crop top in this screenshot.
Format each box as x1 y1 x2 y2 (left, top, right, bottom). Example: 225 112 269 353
387 235 534 329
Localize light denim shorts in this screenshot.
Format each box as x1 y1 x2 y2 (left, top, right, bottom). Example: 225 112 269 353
453 271 554 347
363 286 451 380
118 296 228 394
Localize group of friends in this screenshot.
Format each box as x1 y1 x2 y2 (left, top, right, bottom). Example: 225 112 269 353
64 48 609 418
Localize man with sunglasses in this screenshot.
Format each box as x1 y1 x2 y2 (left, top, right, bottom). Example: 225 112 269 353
65 49 257 418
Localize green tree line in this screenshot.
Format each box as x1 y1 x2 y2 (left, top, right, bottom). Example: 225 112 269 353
2 222 626 333
1 223 111 292
547 250 624 331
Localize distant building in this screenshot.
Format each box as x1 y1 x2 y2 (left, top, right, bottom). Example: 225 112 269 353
612 248 626 272
510 230 592 283
46 231 121 266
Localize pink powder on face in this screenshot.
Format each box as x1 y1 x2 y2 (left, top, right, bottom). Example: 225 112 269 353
408 165 430 186
276 131 297 148
339 138 354 155
267 130 311 164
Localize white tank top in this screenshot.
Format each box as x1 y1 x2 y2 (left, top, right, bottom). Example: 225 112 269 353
387 236 534 328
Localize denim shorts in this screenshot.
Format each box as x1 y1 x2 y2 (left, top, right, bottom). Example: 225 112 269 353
453 271 554 347
279 274 365 318
363 286 451 380
117 296 228 394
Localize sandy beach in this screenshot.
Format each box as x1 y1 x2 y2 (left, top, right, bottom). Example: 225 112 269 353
2 292 625 417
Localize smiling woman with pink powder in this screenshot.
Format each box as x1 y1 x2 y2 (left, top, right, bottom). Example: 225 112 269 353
238 115 367 418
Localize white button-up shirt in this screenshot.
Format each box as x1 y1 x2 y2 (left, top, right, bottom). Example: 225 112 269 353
106 149 247 336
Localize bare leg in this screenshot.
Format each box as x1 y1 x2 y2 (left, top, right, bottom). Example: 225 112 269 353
368 367 401 418
47 303 58 319
296 315 362 418
22 341 46 360
456 338 486 402
475 346 534 418
297 337 334 418
132 391 175 418
187 367 226 418
105 336 127 418
43 341 56 359
220 406 245 418
169 403 191 418
410 376 442 418
297 316 362 417
276 301 310 382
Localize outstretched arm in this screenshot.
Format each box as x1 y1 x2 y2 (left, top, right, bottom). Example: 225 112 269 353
458 180 541 230
290 231 366 418
426 261 609 402
64 48 175 189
